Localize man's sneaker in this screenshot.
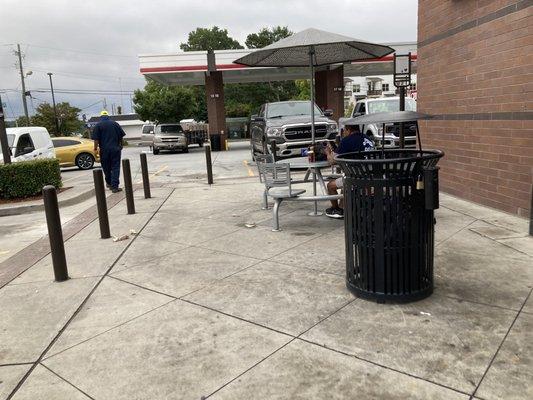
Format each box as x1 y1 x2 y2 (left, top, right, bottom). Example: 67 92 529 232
111 187 123 193
325 207 344 219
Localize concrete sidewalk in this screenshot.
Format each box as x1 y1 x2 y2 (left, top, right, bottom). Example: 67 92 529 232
0 179 531 399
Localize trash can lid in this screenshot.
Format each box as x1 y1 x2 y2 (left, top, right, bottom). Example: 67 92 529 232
344 111 432 125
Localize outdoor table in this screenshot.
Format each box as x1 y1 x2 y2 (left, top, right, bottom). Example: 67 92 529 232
277 157 332 215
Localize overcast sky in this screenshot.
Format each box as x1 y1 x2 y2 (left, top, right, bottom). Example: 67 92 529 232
0 0 418 119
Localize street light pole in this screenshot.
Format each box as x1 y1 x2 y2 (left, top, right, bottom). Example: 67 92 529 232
47 72 60 135
16 44 30 123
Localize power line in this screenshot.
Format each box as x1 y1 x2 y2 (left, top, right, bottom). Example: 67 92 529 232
25 67 143 82
25 43 137 59
30 88 136 95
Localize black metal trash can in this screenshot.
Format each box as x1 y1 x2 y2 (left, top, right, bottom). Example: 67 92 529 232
210 134 222 151
337 149 444 303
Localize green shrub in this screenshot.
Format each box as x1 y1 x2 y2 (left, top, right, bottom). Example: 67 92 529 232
0 159 62 199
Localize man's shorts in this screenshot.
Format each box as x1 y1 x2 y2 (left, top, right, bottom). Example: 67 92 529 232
335 177 343 189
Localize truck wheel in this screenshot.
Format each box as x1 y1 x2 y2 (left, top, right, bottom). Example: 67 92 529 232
153 148 160 155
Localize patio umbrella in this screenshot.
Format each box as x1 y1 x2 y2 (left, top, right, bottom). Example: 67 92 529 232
235 28 394 215
234 28 395 145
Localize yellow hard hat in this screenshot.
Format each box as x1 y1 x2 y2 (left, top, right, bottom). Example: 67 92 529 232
100 110 109 116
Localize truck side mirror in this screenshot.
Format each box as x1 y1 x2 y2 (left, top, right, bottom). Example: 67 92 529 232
323 109 333 117
352 112 363 117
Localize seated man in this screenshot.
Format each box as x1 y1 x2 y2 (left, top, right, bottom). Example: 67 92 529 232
325 124 374 219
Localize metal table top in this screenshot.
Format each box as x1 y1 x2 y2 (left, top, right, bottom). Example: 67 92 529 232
276 157 330 169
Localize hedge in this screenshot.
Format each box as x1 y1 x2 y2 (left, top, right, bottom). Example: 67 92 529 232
0 159 62 199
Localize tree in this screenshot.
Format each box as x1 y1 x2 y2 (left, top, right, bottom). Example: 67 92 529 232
133 80 199 123
295 79 311 100
245 26 292 49
27 102 82 136
180 27 243 51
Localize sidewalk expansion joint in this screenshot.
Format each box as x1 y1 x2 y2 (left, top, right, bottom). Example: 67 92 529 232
39 363 97 400
204 297 358 398
298 337 473 398
470 287 533 398
6 188 175 400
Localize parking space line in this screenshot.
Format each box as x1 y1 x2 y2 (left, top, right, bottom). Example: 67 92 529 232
135 165 168 184
243 160 255 177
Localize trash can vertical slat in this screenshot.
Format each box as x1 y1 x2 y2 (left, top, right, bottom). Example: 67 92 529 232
338 149 443 303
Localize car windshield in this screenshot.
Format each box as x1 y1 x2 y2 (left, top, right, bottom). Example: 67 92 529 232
367 98 416 114
142 125 154 134
159 125 183 134
266 102 322 119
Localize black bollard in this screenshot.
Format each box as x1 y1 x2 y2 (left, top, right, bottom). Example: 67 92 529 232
205 142 214 185
122 159 135 214
140 153 151 199
42 185 69 282
270 140 277 162
93 169 111 239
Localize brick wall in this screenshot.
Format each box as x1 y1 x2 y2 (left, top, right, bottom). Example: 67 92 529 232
417 0 533 217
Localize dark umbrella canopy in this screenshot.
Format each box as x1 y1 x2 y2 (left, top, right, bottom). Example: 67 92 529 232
234 28 395 67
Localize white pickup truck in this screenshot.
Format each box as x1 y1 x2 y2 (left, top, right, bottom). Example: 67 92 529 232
339 97 418 148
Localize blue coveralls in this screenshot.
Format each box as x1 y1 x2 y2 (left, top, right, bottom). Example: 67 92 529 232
91 117 126 189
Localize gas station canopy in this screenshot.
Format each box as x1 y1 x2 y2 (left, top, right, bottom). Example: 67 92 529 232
139 42 416 86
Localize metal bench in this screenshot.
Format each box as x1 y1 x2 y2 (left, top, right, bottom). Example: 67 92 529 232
263 163 342 231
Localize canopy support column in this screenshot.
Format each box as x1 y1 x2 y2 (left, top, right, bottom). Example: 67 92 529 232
314 65 344 122
205 70 227 150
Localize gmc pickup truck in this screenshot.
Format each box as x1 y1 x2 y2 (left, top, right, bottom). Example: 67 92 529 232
339 97 418 148
250 100 338 159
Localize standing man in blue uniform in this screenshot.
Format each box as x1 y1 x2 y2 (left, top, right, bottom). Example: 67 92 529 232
92 110 126 193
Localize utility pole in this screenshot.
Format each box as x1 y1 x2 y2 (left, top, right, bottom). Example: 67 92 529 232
47 73 60 135
16 44 29 123
0 94 12 164
119 77 124 111
103 97 107 111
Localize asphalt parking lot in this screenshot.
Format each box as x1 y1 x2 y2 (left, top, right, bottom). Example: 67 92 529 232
0 141 255 264
59 140 255 187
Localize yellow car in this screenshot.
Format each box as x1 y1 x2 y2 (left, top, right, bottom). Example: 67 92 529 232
52 137 100 170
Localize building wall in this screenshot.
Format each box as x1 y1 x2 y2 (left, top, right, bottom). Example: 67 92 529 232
344 75 418 109
417 0 532 217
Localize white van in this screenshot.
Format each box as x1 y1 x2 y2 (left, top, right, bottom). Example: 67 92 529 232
0 127 55 163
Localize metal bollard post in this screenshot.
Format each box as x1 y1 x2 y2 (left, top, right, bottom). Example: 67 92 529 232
42 185 69 282
140 153 151 199
205 142 214 185
92 169 111 239
270 140 278 162
122 159 135 214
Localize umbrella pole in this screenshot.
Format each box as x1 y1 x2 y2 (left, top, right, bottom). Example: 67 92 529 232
308 47 321 216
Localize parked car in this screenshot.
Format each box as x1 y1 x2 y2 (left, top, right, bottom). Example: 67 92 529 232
0 127 55 163
141 123 155 147
153 123 188 155
250 100 338 159
51 137 100 169
339 97 418 148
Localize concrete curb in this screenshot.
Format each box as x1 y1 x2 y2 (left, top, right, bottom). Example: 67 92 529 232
0 186 95 217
